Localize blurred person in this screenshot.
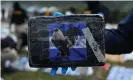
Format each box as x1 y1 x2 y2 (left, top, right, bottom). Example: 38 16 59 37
38 7 47 16
84 1 109 23
50 8 133 78
20 32 28 50
38 6 53 16
65 7 76 15
38 7 52 16
105 9 133 54
83 2 131 78
91 8 133 80
1 34 19 73
45 7 51 16
1 36 16 50
9 2 28 50
83 1 109 79
1 8 5 21
107 9 121 23
70 7 76 14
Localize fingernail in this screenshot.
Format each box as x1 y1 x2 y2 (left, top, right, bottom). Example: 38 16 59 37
62 67 68 74
51 67 58 77
71 67 76 71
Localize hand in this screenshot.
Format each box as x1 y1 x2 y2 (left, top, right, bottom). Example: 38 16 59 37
50 12 76 77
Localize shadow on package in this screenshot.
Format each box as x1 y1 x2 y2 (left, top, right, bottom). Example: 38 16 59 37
28 14 105 67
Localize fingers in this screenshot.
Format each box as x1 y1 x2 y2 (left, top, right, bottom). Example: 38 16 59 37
50 67 58 77
61 67 68 74
61 67 76 75
71 67 76 71
51 67 76 76
53 12 64 16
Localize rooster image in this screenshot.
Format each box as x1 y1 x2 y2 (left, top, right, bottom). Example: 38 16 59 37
51 26 81 57
51 28 73 57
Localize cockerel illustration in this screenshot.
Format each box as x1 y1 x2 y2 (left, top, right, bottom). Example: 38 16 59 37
51 28 73 57
51 26 80 57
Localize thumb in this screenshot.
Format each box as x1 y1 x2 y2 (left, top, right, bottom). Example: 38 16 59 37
53 12 64 16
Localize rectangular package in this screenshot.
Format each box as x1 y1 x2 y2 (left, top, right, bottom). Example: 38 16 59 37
28 14 105 67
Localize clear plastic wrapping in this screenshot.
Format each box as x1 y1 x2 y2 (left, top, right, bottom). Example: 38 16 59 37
28 14 105 67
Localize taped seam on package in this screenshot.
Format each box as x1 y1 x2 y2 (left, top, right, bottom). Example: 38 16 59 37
82 27 105 62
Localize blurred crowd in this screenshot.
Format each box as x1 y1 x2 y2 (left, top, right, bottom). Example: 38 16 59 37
1 1 133 80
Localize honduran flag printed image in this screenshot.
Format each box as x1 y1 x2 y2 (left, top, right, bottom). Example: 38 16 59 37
48 22 87 62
